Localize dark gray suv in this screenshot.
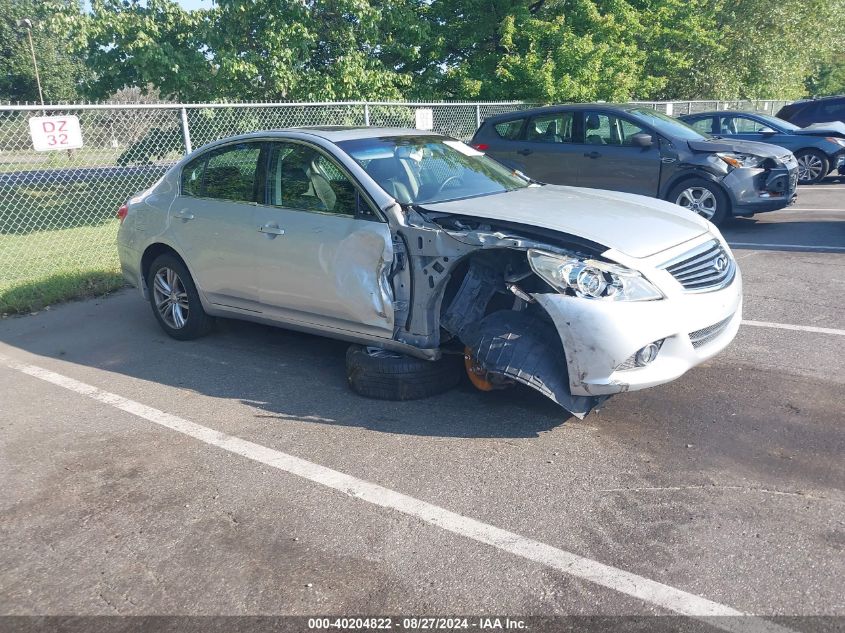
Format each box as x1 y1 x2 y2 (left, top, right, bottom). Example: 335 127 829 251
471 104 799 225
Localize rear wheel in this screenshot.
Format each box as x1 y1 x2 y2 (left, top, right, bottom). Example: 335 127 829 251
795 149 829 184
667 178 729 226
147 253 213 340
345 345 462 401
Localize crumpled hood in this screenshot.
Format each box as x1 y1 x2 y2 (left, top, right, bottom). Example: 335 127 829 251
419 185 710 259
796 121 845 137
687 137 790 157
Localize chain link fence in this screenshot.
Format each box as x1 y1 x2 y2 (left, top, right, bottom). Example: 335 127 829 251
0 98 794 310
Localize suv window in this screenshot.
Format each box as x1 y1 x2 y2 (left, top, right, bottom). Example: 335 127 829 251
269 143 358 216
820 100 845 117
494 119 525 140
202 143 262 203
526 112 574 143
584 112 648 146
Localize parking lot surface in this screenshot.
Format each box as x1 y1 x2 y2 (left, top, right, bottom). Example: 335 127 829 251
1 179 843 630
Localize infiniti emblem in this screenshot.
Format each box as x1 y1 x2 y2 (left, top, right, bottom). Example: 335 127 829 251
714 255 728 272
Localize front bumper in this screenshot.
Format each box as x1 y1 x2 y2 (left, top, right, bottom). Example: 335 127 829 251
723 163 798 215
534 265 742 397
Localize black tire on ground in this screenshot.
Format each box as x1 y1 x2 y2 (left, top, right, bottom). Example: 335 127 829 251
667 177 730 226
345 345 463 401
794 149 830 184
147 253 214 340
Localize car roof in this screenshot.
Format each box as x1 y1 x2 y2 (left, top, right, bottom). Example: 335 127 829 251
482 103 648 124
679 111 769 118
285 126 441 141
786 94 845 105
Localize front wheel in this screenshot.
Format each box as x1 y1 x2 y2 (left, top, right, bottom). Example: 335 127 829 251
667 178 729 226
795 149 829 184
147 253 213 340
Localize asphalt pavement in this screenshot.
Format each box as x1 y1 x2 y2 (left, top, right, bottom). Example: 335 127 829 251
1 180 843 632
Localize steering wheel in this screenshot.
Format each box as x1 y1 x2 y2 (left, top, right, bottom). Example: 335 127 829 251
436 175 463 195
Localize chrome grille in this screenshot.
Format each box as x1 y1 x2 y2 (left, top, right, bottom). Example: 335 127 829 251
662 240 735 292
689 315 734 349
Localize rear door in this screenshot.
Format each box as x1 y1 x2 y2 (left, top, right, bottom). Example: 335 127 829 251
576 110 661 196
168 141 263 310
509 110 582 184
252 141 394 336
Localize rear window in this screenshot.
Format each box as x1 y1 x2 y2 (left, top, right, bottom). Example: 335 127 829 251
494 119 525 140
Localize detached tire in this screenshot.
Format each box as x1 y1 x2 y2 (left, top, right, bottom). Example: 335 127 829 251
346 345 462 401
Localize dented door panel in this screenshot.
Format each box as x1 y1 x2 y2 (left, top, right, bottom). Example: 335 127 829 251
254 204 395 335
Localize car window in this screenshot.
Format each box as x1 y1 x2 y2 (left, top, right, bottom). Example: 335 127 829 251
525 112 574 143
583 112 648 146
202 143 261 203
720 116 772 135
493 119 525 140
338 135 530 205
268 143 357 216
180 155 205 197
820 101 845 117
687 118 714 135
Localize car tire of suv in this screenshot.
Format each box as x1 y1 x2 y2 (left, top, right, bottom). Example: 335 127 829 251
346 345 463 401
794 149 829 184
147 253 214 340
667 178 729 226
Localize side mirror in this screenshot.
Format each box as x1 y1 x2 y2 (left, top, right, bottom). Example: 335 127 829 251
630 132 654 148
760 128 776 134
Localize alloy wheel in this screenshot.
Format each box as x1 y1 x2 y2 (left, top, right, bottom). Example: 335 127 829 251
153 267 190 329
675 187 717 220
796 154 824 183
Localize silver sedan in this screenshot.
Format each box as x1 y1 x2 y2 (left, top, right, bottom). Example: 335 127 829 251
117 127 741 417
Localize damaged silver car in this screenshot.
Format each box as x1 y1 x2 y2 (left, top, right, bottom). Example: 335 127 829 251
117 127 742 417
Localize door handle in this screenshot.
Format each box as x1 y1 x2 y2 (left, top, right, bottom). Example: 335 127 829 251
173 211 195 220
258 224 285 236
517 148 533 156
584 151 601 159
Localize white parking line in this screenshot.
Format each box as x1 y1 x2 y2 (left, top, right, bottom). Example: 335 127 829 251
728 242 845 252
742 320 845 337
0 353 793 633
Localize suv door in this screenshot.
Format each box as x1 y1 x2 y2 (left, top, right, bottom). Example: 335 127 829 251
253 141 394 336
576 111 661 196
507 111 581 184
169 141 263 310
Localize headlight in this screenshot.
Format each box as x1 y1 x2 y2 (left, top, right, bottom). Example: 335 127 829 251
716 152 763 169
527 250 663 302
825 137 845 147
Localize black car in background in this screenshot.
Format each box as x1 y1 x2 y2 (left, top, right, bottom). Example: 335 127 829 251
471 104 798 226
679 111 845 183
777 95 845 128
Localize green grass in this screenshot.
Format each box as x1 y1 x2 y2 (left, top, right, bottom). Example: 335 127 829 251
0 223 126 315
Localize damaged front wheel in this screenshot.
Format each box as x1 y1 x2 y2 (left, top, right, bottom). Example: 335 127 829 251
345 345 463 401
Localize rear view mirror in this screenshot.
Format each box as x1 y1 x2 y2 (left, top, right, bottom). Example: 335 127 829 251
630 133 654 148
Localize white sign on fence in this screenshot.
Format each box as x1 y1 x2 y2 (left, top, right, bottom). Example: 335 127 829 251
28 115 84 152
415 108 434 130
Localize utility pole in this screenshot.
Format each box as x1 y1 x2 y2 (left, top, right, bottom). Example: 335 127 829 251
17 18 45 109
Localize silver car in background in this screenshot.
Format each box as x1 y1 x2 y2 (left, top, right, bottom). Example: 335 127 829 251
117 127 742 417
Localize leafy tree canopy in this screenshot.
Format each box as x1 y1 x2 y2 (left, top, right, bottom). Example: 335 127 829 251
0 0 90 103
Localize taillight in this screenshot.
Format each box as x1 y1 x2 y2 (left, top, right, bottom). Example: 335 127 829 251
472 143 489 151
117 204 128 223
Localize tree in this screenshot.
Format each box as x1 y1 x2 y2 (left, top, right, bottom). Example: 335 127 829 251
806 54 845 97
62 0 212 101
205 0 417 101
0 0 90 103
